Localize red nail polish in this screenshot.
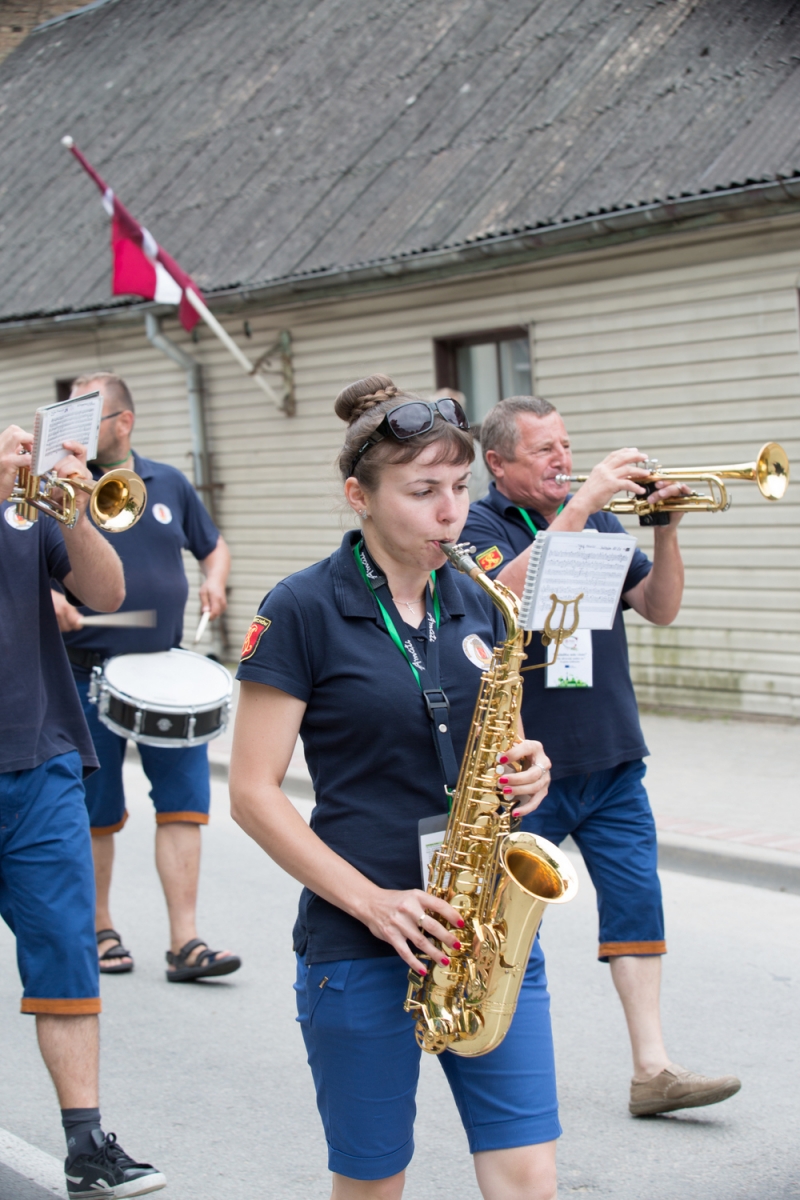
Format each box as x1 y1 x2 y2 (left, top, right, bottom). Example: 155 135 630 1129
499 755 509 764
419 967 427 976
441 956 450 966
498 776 508 785
457 919 465 929
503 787 513 795
452 941 462 950
512 810 521 817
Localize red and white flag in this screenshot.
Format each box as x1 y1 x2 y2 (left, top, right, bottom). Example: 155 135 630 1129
63 137 202 331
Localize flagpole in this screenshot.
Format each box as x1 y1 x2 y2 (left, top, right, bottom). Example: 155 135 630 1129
183 289 280 405
61 135 283 408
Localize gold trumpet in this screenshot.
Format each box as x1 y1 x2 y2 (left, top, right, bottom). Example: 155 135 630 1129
556 442 789 521
12 465 147 532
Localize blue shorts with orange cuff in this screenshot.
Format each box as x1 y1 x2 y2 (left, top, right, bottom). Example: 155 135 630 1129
0 751 101 1015
74 676 210 834
295 939 560 1180
522 759 665 961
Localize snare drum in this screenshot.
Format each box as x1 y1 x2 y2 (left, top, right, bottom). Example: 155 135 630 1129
89 649 232 747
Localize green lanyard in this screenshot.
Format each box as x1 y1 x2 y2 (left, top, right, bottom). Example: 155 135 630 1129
352 542 440 690
516 503 564 539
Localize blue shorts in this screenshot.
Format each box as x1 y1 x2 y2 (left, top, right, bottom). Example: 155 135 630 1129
75 675 210 834
295 939 560 1180
0 751 100 1015
522 759 665 961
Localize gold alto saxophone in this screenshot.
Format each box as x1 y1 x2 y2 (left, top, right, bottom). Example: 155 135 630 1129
404 541 578 1057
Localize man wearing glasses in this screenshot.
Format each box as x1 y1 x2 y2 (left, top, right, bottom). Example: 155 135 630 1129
50 372 240 985
462 395 740 1119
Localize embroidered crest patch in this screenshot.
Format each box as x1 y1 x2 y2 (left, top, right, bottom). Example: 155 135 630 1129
152 503 173 524
240 616 271 661
476 545 504 573
462 634 494 670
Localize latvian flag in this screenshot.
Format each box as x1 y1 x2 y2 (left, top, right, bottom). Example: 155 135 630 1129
63 137 202 332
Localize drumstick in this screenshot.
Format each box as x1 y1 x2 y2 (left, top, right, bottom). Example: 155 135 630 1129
79 610 157 627
193 610 211 643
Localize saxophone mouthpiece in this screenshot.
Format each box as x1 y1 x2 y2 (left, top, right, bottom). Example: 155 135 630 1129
438 541 478 573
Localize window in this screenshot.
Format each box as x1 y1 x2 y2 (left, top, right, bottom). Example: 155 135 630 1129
434 327 532 425
55 378 77 402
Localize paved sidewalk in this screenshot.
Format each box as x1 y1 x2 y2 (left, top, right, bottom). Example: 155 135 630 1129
212 683 800 891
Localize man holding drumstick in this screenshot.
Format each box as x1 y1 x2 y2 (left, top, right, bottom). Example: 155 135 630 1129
0 423 165 1197
462 396 740 1118
51 372 240 984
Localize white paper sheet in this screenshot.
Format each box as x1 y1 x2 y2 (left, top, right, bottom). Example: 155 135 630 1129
31 391 102 476
520 530 637 632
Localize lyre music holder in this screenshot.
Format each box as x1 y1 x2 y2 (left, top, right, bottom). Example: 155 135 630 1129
521 593 583 673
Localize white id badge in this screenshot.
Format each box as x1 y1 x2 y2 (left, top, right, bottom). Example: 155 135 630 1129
418 813 448 887
545 628 593 688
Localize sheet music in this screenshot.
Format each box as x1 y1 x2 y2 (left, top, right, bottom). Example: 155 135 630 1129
519 530 637 632
31 391 102 475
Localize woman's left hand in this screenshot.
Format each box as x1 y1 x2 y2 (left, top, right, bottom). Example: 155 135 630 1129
495 739 551 818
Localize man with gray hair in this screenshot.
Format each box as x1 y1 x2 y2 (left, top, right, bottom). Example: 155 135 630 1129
461 396 740 1118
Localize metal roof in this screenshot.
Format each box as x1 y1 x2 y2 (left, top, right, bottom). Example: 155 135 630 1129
2 0 800 324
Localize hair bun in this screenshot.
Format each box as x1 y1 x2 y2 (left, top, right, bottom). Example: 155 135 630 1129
334 375 399 425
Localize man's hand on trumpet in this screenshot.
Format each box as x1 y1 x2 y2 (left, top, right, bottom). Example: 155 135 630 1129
642 474 694 524
565 447 693 526
52 438 94 515
0 424 33 503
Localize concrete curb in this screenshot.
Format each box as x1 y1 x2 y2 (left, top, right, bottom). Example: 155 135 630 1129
207 754 800 894
656 831 800 895
0 1129 65 1199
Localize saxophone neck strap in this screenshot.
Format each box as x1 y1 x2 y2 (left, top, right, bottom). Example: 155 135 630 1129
353 540 458 792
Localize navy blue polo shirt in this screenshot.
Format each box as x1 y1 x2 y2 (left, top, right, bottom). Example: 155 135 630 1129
62 451 219 658
236 529 507 964
461 483 652 781
0 503 98 774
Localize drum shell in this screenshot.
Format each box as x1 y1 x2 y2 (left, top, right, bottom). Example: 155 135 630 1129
89 649 232 748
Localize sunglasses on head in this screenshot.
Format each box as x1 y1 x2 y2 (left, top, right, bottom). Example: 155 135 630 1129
349 398 470 477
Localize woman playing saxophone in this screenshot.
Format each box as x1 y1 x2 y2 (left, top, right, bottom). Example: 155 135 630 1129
230 375 560 1200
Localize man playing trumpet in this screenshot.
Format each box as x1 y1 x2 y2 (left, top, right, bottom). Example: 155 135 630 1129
0 423 165 1197
462 396 741 1118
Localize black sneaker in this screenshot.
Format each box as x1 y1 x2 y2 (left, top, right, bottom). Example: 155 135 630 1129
65 1130 166 1198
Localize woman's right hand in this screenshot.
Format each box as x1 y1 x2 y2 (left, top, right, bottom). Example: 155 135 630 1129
360 887 466 974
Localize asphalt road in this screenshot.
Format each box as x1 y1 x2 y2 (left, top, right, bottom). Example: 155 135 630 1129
1 759 799 1200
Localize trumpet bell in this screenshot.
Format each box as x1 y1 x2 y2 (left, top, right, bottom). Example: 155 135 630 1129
90 469 147 532
755 442 790 501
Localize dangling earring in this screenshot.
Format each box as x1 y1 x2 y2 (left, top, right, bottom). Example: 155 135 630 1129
360 509 368 520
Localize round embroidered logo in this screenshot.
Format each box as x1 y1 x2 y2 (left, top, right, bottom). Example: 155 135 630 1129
462 633 493 670
152 503 173 525
4 507 34 531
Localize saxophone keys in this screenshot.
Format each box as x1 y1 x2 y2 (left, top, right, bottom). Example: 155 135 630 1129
454 870 477 894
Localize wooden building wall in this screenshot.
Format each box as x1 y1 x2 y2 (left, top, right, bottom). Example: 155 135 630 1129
1 220 798 718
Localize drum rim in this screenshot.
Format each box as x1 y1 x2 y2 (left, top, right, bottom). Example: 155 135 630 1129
101 647 232 711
